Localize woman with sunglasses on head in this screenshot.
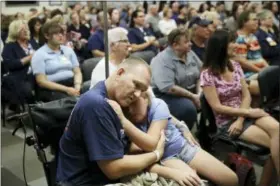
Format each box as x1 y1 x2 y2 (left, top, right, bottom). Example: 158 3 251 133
201 29 279 185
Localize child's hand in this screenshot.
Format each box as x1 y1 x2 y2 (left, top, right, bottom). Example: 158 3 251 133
106 99 125 121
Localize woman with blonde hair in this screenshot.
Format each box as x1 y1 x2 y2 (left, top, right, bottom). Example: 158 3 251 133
2 19 39 105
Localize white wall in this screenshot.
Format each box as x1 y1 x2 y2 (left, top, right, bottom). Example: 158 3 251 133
1 1 67 15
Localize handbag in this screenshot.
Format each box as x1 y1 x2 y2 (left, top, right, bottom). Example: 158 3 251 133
28 96 78 151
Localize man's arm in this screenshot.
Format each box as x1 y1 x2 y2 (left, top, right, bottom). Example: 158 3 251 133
92 50 105 57
168 85 195 100
97 153 157 180
97 132 165 180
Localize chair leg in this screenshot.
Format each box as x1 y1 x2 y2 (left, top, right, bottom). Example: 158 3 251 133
12 120 23 136
2 103 6 127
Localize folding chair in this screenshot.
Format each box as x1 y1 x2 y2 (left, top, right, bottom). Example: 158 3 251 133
198 94 270 160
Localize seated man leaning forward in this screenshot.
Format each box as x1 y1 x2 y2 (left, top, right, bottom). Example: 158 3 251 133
56 57 166 186
107 92 239 186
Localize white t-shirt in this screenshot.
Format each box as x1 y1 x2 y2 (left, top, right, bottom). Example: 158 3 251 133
90 58 118 89
158 19 177 36
90 57 155 97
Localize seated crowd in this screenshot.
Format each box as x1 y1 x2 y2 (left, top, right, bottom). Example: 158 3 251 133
1 1 280 186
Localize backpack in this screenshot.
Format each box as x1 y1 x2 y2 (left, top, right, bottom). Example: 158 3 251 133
224 153 256 186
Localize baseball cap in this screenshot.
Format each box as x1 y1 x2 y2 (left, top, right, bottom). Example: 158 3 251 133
188 16 213 29
108 27 129 46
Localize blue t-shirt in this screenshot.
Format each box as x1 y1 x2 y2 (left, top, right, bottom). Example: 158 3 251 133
31 44 79 82
137 98 185 160
87 29 104 55
56 81 129 186
128 27 157 53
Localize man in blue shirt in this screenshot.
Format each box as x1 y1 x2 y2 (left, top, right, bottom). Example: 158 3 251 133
128 10 159 64
188 16 212 61
87 11 110 58
56 57 165 186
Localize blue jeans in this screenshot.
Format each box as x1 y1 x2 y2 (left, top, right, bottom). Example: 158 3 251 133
158 94 197 129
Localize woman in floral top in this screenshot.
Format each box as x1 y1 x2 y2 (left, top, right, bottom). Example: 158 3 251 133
200 30 279 185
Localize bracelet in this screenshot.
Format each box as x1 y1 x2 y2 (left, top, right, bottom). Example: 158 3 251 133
153 150 160 162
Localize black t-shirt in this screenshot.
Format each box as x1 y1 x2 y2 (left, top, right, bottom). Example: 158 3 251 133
68 24 91 40
191 40 205 62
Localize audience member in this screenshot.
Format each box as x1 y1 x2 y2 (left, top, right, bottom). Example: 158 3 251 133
200 11 222 33
2 19 38 104
128 10 158 64
87 11 110 58
145 4 161 38
31 21 82 102
225 2 244 33
201 30 279 186
216 1 227 23
109 8 127 28
90 27 130 89
151 28 202 130
175 5 187 27
50 8 64 19
14 12 25 20
189 7 198 20
234 10 268 79
56 57 166 186
188 16 212 61
255 9 280 66
158 4 169 19
158 8 177 36
68 11 91 42
28 17 42 49
1 14 14 44
198 3 209 14
263 1 280 40
170 1 180 20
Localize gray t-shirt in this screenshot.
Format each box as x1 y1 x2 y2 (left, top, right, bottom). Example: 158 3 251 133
151 47 202 93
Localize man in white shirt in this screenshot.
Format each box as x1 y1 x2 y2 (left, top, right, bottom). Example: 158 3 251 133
90 27 131 89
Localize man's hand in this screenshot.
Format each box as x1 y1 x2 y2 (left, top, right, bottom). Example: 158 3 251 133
183 131 200 147
170 168 201 186
228 119 243 137
66 87 80 96
106 99 125 121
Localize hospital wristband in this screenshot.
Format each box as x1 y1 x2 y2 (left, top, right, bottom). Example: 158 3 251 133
153 150 160 162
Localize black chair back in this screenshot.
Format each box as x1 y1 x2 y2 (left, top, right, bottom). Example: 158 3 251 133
197 94 217 152
81 57 101 82
258 66 280 106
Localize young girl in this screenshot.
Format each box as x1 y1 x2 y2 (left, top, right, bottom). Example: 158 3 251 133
107 92 238 186
201 29 279 186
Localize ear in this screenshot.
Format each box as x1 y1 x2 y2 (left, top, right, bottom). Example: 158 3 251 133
172 42 178 49
44 34 50 40
116 67 125 76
